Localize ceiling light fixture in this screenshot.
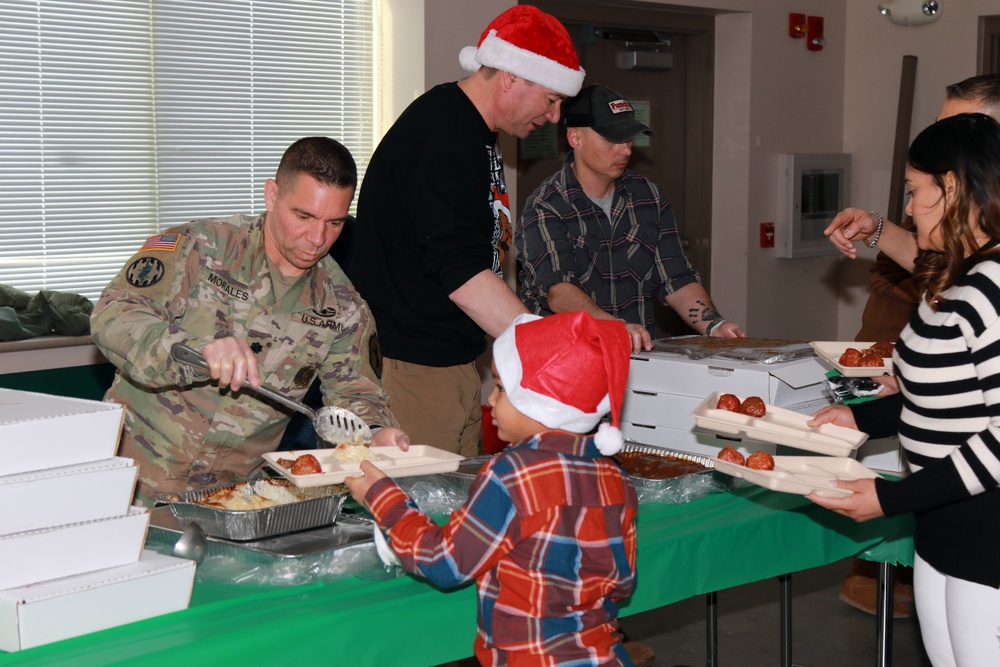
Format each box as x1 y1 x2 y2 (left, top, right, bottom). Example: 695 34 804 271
878 0 942 26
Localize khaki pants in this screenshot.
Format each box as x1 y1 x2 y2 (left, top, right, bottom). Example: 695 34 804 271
382 357 482 457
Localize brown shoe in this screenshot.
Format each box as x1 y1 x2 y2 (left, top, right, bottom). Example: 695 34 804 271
623 640 655 667
839 573 910 618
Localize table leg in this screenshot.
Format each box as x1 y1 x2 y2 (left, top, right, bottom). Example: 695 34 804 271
706 591 718 667
876 561 894 667
779 573 792 667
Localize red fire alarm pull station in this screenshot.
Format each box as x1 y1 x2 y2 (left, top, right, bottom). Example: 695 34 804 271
760 222 775 248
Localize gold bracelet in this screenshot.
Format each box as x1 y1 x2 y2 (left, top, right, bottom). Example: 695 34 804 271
864 211 884 249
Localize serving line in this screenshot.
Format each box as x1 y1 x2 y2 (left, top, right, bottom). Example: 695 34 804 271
0 482 913 667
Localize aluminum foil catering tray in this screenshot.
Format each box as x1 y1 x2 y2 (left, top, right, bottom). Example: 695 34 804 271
615 442 730 504
650 335 816 364
615 442 715 487
440 454 494 495
147 506 374 564
157 478 348 541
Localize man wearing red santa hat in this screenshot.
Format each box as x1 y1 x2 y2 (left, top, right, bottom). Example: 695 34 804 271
352 6 585 459
346 311 640 666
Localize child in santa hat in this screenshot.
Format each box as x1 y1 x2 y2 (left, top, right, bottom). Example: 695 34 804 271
346 311 638 666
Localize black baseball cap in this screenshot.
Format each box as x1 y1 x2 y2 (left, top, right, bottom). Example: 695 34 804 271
563 84 653 143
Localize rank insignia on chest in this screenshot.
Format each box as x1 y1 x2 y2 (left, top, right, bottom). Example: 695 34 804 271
294 365 317 388
125 257 166 288
250 342 263 354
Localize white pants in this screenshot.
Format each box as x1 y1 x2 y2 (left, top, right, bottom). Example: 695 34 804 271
913 551 1000 666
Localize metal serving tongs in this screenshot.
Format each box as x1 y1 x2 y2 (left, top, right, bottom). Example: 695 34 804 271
170 343 373 445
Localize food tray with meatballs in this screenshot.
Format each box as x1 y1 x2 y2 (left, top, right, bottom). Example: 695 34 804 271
158 478 348 541
261 445 465 488
809 341 893 377
692 391 868 455
711 455 882 498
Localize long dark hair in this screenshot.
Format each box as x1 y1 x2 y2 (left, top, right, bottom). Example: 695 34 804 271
909 113 1000 306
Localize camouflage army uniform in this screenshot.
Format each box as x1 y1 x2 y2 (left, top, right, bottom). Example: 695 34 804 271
91 213 394 505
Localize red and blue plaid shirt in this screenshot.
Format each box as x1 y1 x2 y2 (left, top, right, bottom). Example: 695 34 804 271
365 431 638 666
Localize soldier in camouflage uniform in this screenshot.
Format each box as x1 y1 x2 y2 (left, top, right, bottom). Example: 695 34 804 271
91 137 405 506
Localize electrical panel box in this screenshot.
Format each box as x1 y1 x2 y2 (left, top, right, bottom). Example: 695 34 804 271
776 153 851 258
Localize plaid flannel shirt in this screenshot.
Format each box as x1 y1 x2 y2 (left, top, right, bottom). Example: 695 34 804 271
516 151 701 332
364 431 638 666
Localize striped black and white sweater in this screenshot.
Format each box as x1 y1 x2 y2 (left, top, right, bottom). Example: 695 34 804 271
854 249 1000 588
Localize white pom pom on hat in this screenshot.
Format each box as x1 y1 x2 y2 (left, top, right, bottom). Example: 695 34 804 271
493 312 632 456
459 5 585 98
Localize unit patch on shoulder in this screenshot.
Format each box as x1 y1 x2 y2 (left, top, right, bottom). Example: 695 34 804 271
126 256 166 288
139 233 180 253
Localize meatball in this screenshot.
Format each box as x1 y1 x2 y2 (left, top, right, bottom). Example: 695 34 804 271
290 454 323 475
867 341 894 358
716 393 741 412
858 351 884 367
738 396 767 417
746 451 775 471
838 347 863 367
717 445 746 466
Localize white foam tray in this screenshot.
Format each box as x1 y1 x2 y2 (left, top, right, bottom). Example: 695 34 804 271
262 445 464 487
810 341 893 377
712 455 882 498
692 391 867 455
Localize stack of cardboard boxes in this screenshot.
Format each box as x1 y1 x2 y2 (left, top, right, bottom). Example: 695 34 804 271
0 388 195 653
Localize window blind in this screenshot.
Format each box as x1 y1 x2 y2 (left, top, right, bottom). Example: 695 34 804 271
0 0 373 302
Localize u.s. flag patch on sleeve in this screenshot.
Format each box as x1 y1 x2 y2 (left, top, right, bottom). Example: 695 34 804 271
139 233 180 252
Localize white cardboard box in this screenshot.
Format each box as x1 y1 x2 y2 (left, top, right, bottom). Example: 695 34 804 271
0 388 124 477
0 508 149 589
0 458 137 536
0 550 195 652
856 435 908 475
622 352 832 458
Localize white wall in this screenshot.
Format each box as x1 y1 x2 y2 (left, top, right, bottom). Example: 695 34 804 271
376 0 425 139
635 0 849 340
839 1 997 339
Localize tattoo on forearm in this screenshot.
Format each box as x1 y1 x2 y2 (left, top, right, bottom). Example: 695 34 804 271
687 300 720 323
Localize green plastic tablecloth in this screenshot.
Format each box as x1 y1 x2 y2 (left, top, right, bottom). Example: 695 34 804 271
0 486 913 666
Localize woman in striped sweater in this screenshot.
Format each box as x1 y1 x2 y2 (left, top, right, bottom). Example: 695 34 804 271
809 112 1000 667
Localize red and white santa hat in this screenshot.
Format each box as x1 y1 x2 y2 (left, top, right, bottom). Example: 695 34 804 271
459 5 585 98
493 312 632 455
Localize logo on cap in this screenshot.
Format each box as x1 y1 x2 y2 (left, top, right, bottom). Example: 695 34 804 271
608 99 634 114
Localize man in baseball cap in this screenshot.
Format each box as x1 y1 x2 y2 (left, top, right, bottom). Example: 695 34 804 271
516 84 745 355
563 84 653 142
352 7 584 459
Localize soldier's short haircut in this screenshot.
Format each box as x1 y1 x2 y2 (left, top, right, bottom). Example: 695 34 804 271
276 137 357 191
946 74 1000 119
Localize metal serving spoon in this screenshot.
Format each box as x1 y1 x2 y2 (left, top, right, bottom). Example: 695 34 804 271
173 521 208 563
170 343 373 445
